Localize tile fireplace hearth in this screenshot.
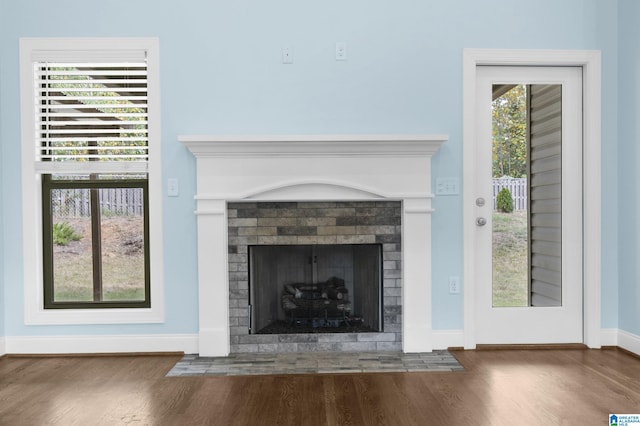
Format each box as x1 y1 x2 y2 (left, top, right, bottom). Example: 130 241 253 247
180 134 446 356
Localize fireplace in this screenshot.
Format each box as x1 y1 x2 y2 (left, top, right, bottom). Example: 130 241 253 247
180 134 446 356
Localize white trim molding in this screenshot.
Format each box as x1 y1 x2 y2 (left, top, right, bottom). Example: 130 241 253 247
5 334 198 355
432 329 465 350
439 329 638 356
463 49 602 349
2 330 635 357
600 328 619 347
179 134 448 158
600 328 640 357
618 329 640 356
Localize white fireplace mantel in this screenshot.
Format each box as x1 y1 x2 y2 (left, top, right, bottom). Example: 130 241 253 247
179 134 446 157
180 134 447 356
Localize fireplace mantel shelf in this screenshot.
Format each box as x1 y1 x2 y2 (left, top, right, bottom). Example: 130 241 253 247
179 134 448 158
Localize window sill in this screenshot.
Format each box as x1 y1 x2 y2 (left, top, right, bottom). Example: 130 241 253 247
25 306 164 325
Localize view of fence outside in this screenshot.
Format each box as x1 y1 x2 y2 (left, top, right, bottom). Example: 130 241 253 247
492 177 527 211
52 188 144 217
51 187 146 302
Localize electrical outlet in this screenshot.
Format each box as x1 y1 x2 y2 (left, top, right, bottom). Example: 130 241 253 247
436 178 460 195
282 46 293 64
449 276 460 294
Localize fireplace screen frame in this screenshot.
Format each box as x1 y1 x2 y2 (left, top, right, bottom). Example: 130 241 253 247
248 243 384 334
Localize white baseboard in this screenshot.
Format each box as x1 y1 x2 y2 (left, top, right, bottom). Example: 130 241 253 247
5 334 199 355
432 329 464 350
599 328 640 357
2 329 637 357
600 328 619 347
618 329 640 356
3 331 465 355
434 328 640 357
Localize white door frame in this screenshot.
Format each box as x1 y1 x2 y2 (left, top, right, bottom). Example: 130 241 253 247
462 49 602 349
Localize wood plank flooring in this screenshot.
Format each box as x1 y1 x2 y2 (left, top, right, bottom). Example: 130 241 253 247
1 348 639 425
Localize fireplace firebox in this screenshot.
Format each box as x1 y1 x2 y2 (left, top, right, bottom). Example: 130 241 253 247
249 244 382 334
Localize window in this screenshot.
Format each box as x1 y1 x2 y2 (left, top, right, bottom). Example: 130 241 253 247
20 39 163 322
42 176 150 308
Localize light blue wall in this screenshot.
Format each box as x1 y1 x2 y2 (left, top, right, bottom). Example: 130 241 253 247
0 109 4 341
617 0 640 336
600 3 620 330
0 106 4 339
0 0 622 338
0 1 6 341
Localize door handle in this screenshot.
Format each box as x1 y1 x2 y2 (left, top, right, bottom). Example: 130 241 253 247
476 217 487 227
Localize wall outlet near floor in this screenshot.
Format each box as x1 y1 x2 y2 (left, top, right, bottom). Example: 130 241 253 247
449 276 460 294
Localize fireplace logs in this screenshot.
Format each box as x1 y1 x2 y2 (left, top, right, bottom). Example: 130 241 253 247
281 277 352 327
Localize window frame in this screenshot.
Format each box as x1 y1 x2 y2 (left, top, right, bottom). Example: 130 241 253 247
20 38 164 324
42 175 151 309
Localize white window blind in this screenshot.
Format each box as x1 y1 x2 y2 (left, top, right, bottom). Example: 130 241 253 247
34 61 149 174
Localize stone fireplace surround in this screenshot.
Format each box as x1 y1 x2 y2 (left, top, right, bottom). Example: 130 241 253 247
180 135 447 357
228 200 402 353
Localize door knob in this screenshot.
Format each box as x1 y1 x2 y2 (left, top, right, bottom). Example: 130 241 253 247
476 217 487 227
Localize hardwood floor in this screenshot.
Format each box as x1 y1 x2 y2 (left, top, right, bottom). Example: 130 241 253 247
1 348 639 425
